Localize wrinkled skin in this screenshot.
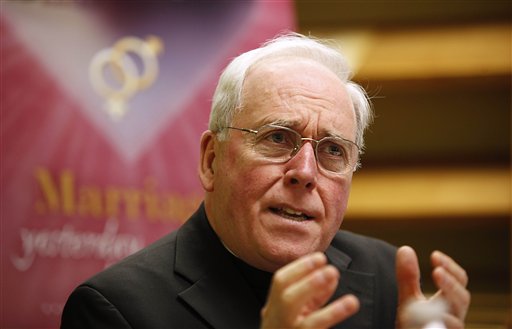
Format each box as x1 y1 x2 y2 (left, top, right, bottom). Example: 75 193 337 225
198 57 470 328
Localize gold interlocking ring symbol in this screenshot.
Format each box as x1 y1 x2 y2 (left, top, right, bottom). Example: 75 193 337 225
89 35 164 120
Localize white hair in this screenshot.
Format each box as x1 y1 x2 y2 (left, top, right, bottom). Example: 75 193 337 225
209 32 373 149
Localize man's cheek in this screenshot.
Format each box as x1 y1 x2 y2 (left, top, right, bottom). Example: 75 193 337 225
326 187 350 220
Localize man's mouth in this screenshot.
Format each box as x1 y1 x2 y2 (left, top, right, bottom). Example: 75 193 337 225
269 207 314 222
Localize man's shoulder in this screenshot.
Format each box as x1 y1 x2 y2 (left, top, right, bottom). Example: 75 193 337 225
333 230 396 250
331 230 397 268
85 229 180 288
62 206 216 328
84 204 208 287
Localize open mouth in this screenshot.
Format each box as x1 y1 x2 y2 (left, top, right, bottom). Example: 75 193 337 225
269 207 315 222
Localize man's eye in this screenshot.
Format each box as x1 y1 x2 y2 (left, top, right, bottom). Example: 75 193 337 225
268 132 286 143
259 129 293 145
321 142 344 157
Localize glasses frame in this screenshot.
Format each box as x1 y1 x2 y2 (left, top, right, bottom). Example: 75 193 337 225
225 124 361 175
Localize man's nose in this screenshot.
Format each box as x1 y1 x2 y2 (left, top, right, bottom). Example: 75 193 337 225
284 142 318 189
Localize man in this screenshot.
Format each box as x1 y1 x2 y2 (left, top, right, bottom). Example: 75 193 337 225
61 33 470 328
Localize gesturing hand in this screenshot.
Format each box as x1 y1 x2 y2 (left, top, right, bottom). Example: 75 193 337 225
396 246 471 329
261 252 359 329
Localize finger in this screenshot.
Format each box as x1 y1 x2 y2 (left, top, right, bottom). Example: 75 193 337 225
442 313 465 329
300 294 360 329
396 246 424 305
271 252 328 294
432 267 471 320
284 265 340 315
263 253 332 327
431 251 468 287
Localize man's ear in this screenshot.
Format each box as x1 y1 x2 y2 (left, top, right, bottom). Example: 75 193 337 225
198 130 216 192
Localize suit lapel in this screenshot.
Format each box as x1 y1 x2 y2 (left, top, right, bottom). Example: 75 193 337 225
178 262 262 328
174 205 262 328
326 245 375 329
174 206 376 329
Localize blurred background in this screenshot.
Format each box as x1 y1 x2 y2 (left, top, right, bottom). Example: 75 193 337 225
294 1 510 327
1 1 510 328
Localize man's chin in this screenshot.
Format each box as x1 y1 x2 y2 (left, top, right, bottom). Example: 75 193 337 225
261 244 320 271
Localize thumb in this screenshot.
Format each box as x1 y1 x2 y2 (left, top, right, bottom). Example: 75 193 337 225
396 246 424 305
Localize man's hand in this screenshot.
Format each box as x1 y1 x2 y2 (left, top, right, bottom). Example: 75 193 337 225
261 252 359 329
396 246 471 329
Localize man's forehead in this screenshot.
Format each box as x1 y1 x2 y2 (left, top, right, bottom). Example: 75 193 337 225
243 57 349 107
236 57 356 139
232 115 352 140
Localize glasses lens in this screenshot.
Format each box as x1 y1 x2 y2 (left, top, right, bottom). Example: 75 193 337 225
317 138 354 173
253 126 299 159
248 125 358 174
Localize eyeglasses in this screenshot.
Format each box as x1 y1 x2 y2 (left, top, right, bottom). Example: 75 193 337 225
225 124 360 175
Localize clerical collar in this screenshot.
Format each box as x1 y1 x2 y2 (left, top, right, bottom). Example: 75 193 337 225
229 252 273 306
218 241 272 305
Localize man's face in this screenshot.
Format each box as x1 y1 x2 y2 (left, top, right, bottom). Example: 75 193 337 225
202 58 357 272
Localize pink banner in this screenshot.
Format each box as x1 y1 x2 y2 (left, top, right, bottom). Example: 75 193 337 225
1 2 295 327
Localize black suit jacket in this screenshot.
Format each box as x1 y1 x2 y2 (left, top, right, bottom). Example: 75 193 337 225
61 204 397 329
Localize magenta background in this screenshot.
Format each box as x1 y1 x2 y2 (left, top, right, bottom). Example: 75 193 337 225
1 2 295 327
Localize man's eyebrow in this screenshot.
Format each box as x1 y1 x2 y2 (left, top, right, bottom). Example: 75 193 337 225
324 131 344 139
263 119 351 140
267 119 298 127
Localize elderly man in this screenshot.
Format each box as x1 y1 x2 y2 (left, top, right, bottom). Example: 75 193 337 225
61 33 470 329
